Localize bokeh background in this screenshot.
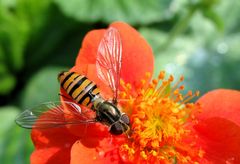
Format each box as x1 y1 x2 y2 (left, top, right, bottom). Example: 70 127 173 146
0 0 239 163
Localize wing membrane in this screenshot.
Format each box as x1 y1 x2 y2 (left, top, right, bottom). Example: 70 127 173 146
15 101 96 129
96 27 122 102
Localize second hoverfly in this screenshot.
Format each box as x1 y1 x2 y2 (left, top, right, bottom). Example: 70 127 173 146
16 27 130 135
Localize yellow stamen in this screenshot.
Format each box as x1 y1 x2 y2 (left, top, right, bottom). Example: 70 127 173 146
140 151 147 160
119 71 203 162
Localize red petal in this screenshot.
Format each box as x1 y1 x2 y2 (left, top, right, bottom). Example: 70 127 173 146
65 122 109 140
111 22 154 88
31 147 71 164
196 89 240 126
70 137 125 164
76 29 105 65
75 21 154 89
31 127 78 149
31 126 78 163
194 89 240 163
31 147 59 164
194 117 240 163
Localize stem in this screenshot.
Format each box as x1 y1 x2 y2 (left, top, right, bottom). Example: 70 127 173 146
160 6 198 52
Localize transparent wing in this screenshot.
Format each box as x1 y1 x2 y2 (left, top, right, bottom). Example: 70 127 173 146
96 27 122 103
15 101 96 129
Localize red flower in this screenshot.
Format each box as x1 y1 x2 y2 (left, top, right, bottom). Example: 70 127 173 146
31 22 154 164
31 22 240 163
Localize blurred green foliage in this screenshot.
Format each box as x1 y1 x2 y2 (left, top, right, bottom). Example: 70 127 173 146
0 0 239 163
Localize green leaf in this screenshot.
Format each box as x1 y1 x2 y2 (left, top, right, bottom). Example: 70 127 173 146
0 73 16 95
203 9 224 31
140 26 239 94
0 106 19 135
214 0 240 33
0 106 33 164
139 27 205 96
21 67 65 109
0 2 29 71
0 0 52 71
24 14 79 69
0 44 16 95
226 33 240 60
0 45 8 74
54 0 172 25
0 0 16 8
139 27 199 76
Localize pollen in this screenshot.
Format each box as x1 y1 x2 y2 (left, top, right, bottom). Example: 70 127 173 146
119 71 203 163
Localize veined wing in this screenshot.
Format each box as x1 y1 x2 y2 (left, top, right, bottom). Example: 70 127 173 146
15 101 96 129
96 27 122 103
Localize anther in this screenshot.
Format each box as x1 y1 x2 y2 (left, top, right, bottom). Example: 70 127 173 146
134 118 142 125
151 140 159 148
180 75 184 81
141 79 146 85
158 71 165 79
153 79 158 85
145 72 151 78
168 75 174 82
126 83 132 90
151 150 158 156
120 79 125 85
140 151 147 160
137 111 146 119
179 85 184 90
174 89 180 95
188 91 193 96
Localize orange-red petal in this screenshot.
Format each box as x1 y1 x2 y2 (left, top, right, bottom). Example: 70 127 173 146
65 122 109 140
31 127 78 149
194 117 240 163
31 126 78 164
75 21 154 90
194 89 240 163
196 89 240 126
70 137 125 164
31 147 71 164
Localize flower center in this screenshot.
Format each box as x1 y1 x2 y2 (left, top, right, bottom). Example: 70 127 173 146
119 71 204 163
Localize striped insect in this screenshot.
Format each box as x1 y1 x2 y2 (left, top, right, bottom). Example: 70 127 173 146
16 27 130 135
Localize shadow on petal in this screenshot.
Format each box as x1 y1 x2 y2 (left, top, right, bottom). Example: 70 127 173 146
194 117 240 163
71 137 125 164
196 89 240 126
31 147 71 164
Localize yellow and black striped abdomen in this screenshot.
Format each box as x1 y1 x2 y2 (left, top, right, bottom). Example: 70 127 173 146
58 71 100 107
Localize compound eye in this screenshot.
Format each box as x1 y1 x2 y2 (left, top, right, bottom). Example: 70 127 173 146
110 123 123 135
121 114 130 125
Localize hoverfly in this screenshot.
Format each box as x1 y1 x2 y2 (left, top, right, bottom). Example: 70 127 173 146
16 27 130 135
